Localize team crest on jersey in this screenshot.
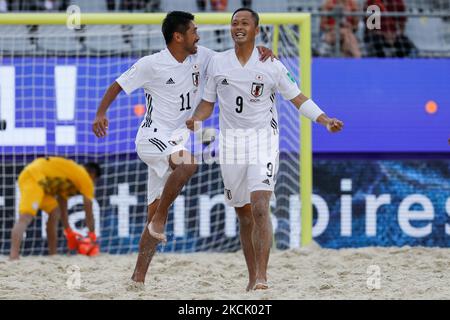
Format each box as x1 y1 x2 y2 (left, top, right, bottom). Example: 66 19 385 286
251 82 264 98
192 72 200 87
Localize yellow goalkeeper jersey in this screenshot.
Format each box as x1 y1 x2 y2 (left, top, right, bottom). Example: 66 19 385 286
24 157 94 200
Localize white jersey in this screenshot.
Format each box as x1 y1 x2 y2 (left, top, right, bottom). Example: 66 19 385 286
203 47 301 133
116 45 215 147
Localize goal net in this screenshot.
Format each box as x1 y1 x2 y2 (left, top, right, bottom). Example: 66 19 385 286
0 13 311 255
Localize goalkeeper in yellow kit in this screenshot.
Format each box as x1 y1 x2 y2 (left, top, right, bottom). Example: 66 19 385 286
9 157 101 260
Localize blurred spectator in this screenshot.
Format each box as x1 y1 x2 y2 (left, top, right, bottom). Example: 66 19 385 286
364 0 416 57
320 0 362 57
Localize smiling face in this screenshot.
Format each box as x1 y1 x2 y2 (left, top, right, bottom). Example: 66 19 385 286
230 10 259 45
179 21 200 54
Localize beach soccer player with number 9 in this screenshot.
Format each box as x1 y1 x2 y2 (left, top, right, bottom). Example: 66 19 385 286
186 8 344 291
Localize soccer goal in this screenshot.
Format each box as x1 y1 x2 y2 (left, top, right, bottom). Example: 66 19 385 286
0 12 312 255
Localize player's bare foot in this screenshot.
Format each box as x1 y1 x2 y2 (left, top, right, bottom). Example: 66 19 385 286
147 222 167 243
127 279 145 292
253 281 269 290
246 280 256 292
131 273 144 284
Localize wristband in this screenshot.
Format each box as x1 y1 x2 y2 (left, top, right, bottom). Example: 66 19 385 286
299 99 324 122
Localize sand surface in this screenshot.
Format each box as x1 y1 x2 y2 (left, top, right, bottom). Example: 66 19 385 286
1 245 449 300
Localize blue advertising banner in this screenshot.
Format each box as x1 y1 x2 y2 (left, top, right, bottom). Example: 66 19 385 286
0 158 449 255
311 58 450 153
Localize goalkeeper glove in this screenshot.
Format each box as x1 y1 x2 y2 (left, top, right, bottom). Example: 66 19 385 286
87 231 97 243
77 232 100 257
64 228 82 251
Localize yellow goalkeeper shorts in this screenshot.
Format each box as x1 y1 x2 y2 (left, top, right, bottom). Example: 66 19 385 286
18 169 58 216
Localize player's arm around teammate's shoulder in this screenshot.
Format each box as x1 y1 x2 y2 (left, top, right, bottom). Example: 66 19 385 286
290 93 344 133
256 46 276 62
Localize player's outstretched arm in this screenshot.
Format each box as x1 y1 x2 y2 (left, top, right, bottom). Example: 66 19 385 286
92 81 123 137
186 99 215 131
290 93 344 133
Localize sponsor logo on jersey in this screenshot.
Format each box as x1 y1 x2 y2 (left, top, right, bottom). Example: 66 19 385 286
221 78 229 85
225 188 232 200
166 78 175 84
251 82 264 98
192 72 199 87
262 179 270 186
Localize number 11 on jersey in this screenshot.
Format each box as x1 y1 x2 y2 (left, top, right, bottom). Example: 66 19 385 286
180 92 192 111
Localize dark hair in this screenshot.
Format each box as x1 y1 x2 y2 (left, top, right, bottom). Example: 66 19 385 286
84 162 102 179
231 8 259 26
162 11 195 44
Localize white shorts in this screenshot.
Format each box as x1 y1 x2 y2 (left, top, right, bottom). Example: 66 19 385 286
136 131 189 205
220 149 279 208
